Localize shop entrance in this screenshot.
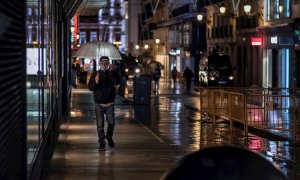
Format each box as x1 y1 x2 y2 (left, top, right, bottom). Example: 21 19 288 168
263 48 290 88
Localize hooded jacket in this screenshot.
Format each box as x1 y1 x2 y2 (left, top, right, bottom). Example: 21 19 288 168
88 69 119 104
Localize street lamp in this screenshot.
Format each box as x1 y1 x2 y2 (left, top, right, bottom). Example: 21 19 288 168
197 14 203 21
144 44 149 49
244 3 251 15
135 44 140 56
217 1 259 17
243 1 263 18
219 4 226 15
279 4 283 13
155 38 160 44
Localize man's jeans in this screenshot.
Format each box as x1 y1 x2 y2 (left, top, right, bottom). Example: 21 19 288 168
95 103 115 144
154 80 159 92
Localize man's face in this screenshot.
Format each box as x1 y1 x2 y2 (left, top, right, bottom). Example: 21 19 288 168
99 59 109 70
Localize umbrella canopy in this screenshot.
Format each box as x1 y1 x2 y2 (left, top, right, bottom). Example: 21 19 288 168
149 61 164 71
75 41 122 62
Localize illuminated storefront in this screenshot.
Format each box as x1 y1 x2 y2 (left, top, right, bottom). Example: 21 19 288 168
262 32 293 89
25 0 74 178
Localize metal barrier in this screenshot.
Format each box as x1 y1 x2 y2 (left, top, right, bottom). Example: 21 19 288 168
247 92 297 140
198 87 299 143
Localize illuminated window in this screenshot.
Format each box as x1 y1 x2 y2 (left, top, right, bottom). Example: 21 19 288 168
183 32 190 45
265 0 290 20
79 32 86 44
283 0 290 18
90 31 98 42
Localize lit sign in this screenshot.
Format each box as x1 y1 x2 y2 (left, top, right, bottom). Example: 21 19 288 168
74 16 78 41
169 50 176 56
70 20 74 42
169 49 180 56
251 37 262 46
70 16 78 43
113 41 122 46
270 36 278 44
279 37 293 45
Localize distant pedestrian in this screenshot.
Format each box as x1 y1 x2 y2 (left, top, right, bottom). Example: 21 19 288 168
71 59 77 88
88 56 120 151
117 60 129 103
152 64 161 93
183 66 194 91
171 66 178 88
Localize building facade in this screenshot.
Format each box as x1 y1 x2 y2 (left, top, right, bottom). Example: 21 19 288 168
204 0 300 89
138 0 206 84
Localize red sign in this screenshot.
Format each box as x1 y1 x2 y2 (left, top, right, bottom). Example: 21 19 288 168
251 37 262 46
74 15 78 41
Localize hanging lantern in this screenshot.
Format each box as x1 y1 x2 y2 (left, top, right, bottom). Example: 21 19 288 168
197 14 203 21
220 4 226 15
244 3 251 15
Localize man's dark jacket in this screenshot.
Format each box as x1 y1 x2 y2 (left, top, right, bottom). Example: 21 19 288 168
88 69 119 104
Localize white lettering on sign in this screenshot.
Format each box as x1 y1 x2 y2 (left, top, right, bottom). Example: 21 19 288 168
271 36 278 44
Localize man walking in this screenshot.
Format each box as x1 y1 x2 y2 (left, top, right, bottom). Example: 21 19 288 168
183 66 194 91
171 66 178 88
152 64 161 93
88 56 120 151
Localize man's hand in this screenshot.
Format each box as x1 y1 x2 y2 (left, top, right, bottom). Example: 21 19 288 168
109 63 115 70
95 73 99 84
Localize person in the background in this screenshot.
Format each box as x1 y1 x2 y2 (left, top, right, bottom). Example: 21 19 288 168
152 63 161 93
71 59 77 88
88 56 120 151
171 66 178 89
115 60 129 103
183 66 194 91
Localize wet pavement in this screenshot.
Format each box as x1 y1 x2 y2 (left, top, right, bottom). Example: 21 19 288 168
43 79 300 180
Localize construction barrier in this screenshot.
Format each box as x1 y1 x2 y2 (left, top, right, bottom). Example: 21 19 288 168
198 87 299 143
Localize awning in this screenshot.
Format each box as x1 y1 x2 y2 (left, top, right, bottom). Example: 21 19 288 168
60 0 107 19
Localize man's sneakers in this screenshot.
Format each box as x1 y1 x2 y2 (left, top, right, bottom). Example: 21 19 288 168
98 143 105 151
98 139 114 151
107 139 115 148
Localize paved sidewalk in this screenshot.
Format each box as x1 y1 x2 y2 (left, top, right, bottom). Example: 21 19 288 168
43 79 300 180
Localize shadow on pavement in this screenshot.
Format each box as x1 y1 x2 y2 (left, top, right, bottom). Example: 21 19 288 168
161 145 286 180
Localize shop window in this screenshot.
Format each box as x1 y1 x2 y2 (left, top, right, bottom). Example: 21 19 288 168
26 0 58 175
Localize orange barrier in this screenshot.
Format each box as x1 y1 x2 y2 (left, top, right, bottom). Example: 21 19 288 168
198 87 298 143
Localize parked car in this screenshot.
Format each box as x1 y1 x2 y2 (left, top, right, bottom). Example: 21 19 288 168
199 53 234 86
121 53 143 78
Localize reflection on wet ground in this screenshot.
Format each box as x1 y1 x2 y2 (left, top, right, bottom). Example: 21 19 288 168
45 79 300 180
132 80 300 179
